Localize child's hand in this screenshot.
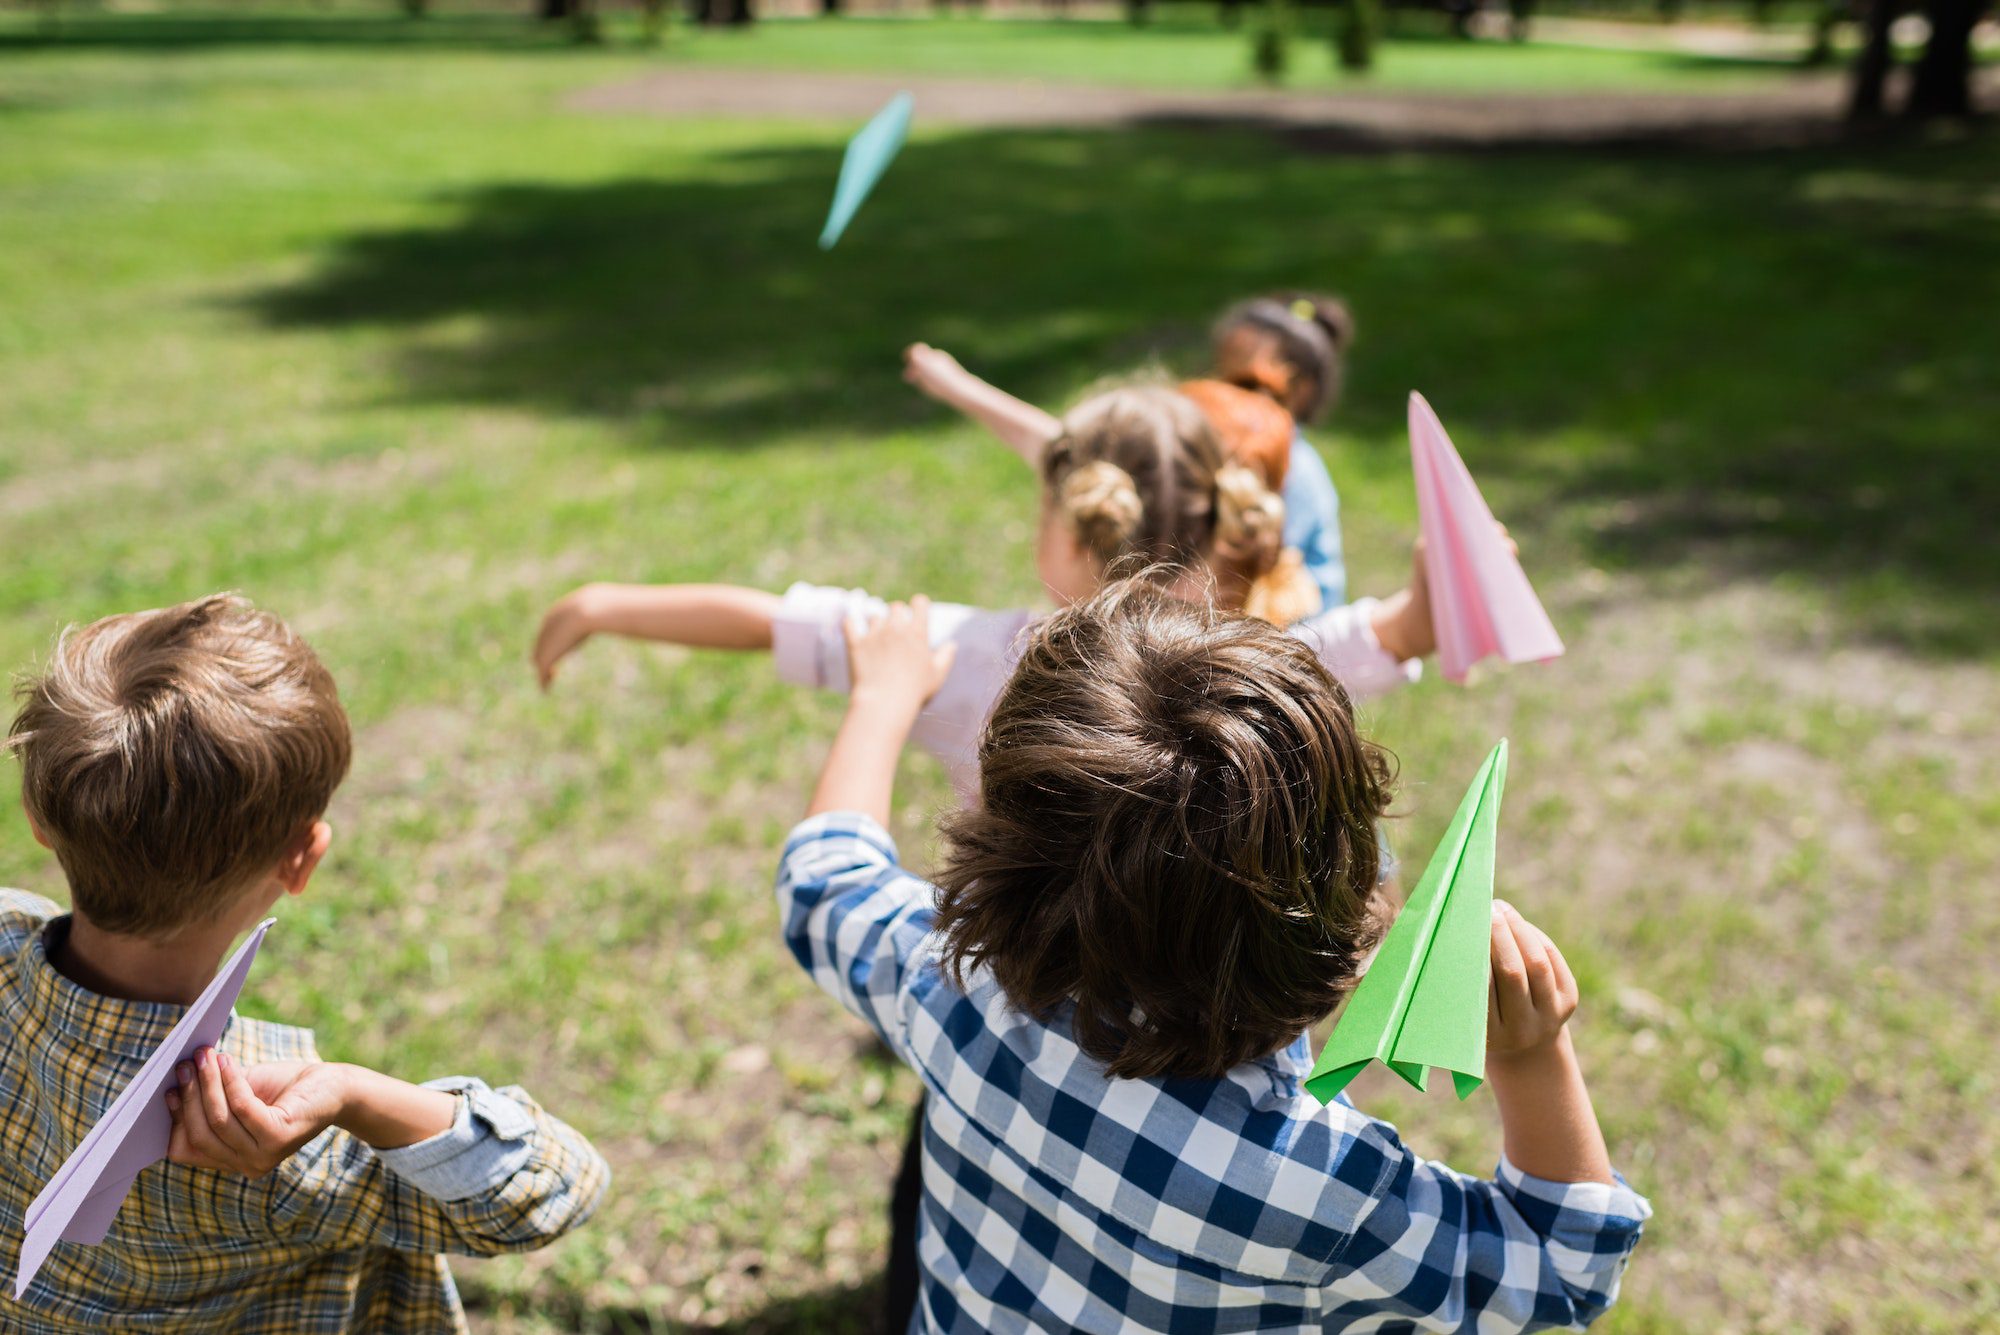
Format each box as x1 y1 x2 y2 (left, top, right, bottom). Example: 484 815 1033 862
533 586 600 690
1374 524 1518 664
166 1050 349 1178
844 596 957 713
902 343 966 401
1486 901 1579 1061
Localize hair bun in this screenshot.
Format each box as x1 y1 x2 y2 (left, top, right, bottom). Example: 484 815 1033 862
1213 464 1285 578
1289 293 1355 352
1059 459 1145 557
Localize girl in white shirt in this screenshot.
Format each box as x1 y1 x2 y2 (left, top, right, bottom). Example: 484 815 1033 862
532 382 1439 800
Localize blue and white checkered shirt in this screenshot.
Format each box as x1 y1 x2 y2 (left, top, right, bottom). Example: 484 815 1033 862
778 814 1652 1334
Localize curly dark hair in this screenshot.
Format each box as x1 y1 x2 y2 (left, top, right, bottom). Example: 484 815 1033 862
933 579 1395 1081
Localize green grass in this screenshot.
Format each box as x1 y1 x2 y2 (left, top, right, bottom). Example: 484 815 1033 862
1 5 1844 92
2 18 1999 1334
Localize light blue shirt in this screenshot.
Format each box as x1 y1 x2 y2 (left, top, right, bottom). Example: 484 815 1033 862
1282 431 1346 611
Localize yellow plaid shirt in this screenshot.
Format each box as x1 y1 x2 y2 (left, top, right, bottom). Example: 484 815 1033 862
0 890 609 1333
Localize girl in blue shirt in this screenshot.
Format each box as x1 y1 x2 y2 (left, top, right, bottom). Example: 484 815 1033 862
1210 292 1357 610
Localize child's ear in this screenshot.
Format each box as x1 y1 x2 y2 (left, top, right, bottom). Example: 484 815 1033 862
275 820 334 898
23 800 52 851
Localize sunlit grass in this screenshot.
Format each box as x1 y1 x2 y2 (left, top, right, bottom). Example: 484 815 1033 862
1 22 1997 1333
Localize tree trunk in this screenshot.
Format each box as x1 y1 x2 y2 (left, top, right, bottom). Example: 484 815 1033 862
689 0 751 25
1905 0 1987 116
1253 0 1291 82
640 0 668 43
1336 0 1379 70
1848 0 1898 118
539 0 572 21
1804 0 1843 66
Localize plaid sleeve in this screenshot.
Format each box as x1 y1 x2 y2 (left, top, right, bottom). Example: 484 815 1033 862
268 1079 608 1258
774 812 936 1063
1326 1121 1651 1332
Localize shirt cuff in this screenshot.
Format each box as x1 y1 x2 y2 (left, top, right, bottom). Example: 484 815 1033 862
1496 1154 1653 1233
375 1077 538 1203
772 583 878 691
782 811 902 869
1353 598 1424 692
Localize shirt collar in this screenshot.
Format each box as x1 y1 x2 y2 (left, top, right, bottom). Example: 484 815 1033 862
1256 1032 1314 1083
17 915 237 1063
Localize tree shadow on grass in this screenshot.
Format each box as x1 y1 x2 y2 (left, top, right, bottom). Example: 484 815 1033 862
241 122 2000 655
464 1275 883 1334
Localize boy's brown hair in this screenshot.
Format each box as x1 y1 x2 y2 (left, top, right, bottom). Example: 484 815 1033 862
6 595 352 937
933 580 1394 1081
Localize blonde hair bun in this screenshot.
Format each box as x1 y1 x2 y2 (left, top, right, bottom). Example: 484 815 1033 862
1213 463 1285 578
1058 459 1145 556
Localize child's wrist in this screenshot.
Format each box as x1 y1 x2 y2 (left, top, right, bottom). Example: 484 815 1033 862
1369 590 1415 662
847 685 925 731
324 1062 369 1137
1487 1026 1576 1076
329 1064 458 1149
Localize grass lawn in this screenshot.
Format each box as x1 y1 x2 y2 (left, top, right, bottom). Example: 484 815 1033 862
2 5 1848 92
3 17 1999 1334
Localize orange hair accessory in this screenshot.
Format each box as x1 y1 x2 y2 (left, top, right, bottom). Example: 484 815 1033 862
1179 379 1295 491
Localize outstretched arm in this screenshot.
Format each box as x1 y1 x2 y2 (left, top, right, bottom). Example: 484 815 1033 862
904 343 1061 468
533 583 783 688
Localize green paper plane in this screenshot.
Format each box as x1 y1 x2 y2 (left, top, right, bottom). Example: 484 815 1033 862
1305 739 1509 1105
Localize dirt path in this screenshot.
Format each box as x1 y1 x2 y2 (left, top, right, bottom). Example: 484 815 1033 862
570 64 1999 149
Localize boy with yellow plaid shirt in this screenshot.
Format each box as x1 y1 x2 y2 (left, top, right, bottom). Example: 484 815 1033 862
1 595 607 1333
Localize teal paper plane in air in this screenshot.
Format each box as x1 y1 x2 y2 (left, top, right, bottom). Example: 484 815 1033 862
819 92 912 249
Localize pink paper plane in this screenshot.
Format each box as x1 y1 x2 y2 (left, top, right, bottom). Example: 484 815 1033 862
14 919 275 1299
1409 392 1564 683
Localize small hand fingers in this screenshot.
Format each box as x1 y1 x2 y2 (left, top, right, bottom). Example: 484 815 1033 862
1544 935 1580 1021
1513 918 1560 1017
175 1061 225 1161
931 640 959 684
195 1050 257 1157
1489 902 1528 1024
166 1091 197 1165
219 1054 287 1155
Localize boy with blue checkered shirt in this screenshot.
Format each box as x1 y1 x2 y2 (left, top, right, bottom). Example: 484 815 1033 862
778 584 1650 1333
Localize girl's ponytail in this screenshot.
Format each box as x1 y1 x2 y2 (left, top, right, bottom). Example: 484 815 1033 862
1212 464 1285 581
1046 382 1296 617
1056 459 1145 563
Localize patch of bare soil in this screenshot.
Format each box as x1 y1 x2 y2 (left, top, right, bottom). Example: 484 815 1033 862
568 65 2000 151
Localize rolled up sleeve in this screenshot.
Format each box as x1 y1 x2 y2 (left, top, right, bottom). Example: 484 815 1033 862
1326 1122 1650 1332
272 1081 609 1258
375 1078 540 1203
